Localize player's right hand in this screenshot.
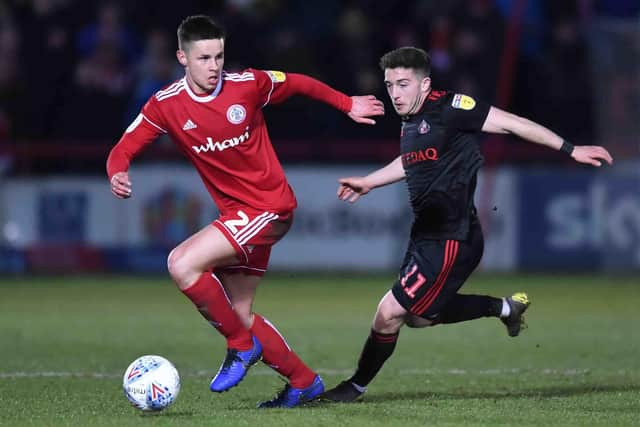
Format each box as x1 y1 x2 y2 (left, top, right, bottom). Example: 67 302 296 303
110 171 132 199
337 177 371 203
348 95 385 125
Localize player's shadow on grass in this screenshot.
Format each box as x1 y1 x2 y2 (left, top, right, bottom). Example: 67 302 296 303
139 410 194 417
365 383 640 403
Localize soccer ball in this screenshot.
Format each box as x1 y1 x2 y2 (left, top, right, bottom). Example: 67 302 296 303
123 355 181 411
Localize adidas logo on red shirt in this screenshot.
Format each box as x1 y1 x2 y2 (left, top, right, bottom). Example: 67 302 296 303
182 119 197 131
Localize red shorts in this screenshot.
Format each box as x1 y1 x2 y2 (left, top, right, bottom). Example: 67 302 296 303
213 208 292 276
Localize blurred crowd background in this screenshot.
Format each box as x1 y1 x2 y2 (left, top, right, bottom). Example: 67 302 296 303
0 0 638 274
0 0 638 174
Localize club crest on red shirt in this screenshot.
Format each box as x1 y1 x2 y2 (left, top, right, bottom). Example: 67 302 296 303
227 104 247 124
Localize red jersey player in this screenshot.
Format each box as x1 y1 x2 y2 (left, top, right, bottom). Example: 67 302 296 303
106 15 384 408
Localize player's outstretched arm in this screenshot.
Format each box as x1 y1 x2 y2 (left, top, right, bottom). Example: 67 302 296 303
275 73 384 124
481 106 613 167
347 95 385 125
338 156 405 203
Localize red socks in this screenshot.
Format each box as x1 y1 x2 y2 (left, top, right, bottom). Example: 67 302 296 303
250 313 316 388
181 272 253 351
182 275 315 388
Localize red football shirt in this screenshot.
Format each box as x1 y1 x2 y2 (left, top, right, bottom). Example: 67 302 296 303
107 69 352 215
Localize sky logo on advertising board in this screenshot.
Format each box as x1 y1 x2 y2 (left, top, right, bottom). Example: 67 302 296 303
545 182 640 264
192 127 250 154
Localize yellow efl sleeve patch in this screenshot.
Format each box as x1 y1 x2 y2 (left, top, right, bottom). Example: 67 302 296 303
452 94 476 110
266 70 286 83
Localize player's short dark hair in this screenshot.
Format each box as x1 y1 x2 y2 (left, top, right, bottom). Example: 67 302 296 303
379 47 431 77
177 15 225 50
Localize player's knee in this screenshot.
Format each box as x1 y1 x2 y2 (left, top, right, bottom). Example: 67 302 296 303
167 248 192 288
373 292 406 330
166 248 181 278
374 305 401 331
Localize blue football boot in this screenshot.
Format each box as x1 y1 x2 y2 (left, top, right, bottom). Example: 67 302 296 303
209 335 262 392
257 375 325 408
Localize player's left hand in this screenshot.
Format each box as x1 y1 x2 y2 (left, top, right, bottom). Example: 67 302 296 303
348 95 385 125
572 145 613 167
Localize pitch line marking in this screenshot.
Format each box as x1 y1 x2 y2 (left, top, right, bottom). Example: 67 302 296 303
0 367 600 379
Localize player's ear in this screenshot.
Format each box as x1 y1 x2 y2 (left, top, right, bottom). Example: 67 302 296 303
421 76 431 93
176 49 187 67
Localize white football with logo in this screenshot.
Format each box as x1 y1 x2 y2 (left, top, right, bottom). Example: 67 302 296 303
123 355 181 411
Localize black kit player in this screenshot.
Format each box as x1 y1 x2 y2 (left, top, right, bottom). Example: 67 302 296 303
320 47 613 402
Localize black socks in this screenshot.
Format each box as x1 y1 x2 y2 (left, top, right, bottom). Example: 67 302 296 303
350 329 399 387
438 294 502 324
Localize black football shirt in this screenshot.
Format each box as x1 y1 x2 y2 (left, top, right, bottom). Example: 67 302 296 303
400 90 490 241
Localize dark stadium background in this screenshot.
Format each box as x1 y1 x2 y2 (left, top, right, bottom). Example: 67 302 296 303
0 2 638 425
1 0 637 274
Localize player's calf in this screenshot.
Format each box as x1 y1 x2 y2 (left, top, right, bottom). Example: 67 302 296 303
404 314 436 328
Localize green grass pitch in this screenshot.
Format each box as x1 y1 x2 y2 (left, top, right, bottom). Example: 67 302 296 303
1 273 639 426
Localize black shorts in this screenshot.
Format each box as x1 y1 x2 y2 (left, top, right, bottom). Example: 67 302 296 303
391 220 484 319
